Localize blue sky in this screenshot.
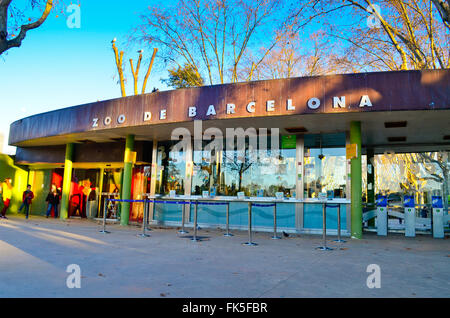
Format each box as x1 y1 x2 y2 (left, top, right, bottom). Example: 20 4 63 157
0 0 356 155
0 0 167 154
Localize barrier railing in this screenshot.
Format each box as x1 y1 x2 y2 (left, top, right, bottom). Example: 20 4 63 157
328 204 346 243
99 192 122 234
224 202 232 237
100 192 121 220
139 198 150 238
140 194 349 248
99 198 110 234
316 203 332 251
249 202 277 244
189 200 229 240
242 202 256 246
99 194 350 248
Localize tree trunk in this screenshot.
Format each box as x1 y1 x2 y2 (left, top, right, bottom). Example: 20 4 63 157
238 171 243 192
443 177 449 212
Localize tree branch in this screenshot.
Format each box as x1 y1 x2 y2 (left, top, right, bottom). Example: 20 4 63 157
142 48 158 94
0 0 53 55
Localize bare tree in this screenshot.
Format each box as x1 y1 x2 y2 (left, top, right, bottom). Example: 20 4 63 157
111 40 158 97
142 48 158 94
223 148 255 192
129 50 143 96
132 0 320 85
112 39 126 97
247 29 350 80
316 0 450 71
432 0 450 29
0 0 54 55
417 152 449 211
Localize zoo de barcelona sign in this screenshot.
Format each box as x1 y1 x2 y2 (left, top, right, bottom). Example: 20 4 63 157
91 95 373 128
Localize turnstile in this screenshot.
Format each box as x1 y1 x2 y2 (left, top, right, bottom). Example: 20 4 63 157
432 196 444 239
376 195 387 236
404 195 415 237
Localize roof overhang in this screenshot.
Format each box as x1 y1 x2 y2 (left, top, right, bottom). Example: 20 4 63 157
9 69 449 154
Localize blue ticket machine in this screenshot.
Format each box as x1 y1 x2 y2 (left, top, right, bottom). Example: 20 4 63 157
376 195 388 236
404 195 415 237
432 196 444 239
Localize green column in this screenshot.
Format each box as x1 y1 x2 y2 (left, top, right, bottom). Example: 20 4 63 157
60 143 74 219
120 135 135 226
350 121 362 239
367 148 375 227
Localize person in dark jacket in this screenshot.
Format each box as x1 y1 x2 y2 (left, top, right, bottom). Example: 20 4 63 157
19 184 34 219
46 184 60 218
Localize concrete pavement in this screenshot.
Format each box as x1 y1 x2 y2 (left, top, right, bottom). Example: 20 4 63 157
0 215 448 298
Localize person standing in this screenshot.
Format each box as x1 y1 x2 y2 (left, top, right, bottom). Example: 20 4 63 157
19 184 34 219
78 183 87 218
69 181 82 218
46 184 60 218
86 185 98 218
0 178 13 219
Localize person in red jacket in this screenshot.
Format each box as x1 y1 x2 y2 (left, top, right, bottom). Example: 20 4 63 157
19 184 34 219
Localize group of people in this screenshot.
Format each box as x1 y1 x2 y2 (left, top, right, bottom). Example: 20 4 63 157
68 179 98 218
0 177 61 219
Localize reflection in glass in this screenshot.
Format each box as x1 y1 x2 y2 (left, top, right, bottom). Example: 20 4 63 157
304 147 347 198
191 137 296 197
156 141 186 195
373 152 449 211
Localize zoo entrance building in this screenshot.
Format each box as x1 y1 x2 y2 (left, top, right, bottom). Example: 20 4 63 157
7 69 450 239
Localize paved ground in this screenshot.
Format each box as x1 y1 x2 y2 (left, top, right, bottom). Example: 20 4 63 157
0 215 449 298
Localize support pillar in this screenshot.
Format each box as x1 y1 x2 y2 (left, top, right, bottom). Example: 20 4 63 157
121 135 135 226
60 143 74 219
149 140 158 221
184 138 193 223
350 121 362 239
295 135 304 230
97 168 105 218
367 148 375 227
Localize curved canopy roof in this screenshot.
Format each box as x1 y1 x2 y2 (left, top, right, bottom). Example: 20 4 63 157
9 69 450 152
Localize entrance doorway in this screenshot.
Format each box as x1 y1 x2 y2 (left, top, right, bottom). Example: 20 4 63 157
69 169 99 219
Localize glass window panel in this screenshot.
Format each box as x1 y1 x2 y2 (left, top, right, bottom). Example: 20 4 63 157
192 144 223 195
374 151 449 210
156 141 186 195
191 136 296 197
304 147 347 199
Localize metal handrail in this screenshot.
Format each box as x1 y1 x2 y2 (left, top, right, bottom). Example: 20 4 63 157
140 194 350 248
141 193 351 205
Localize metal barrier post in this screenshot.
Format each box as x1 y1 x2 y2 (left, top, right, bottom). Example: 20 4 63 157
178 200 188 234
243 202 257 246
316 203 332 250
333 204 346 243
152 199 156 223
191 201 199 242
138 198 150 238
272 203 281 239
145 197 152 231
224 202 233 237
99 198 110 234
